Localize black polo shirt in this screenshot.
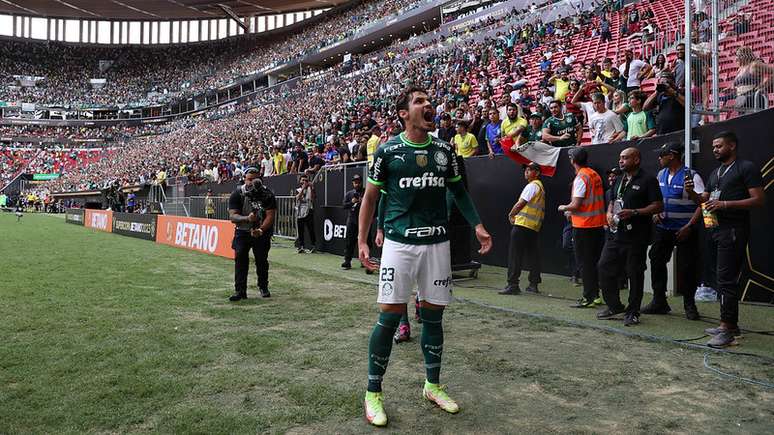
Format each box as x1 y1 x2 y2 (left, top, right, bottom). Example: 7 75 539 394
612 168 662 244
228 184 277 233
705 159 762 228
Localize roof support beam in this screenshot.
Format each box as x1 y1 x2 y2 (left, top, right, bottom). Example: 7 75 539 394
218 3 248 31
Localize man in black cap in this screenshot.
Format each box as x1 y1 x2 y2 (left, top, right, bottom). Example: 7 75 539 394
521 113 545 143
645 142 704 319
500 162 545 295
342 173 365 269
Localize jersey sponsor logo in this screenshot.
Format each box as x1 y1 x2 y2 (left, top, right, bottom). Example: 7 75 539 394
404 225 447 238
433 276 453 287
416 154 428 167
434 151 448 166
372 156 383 179
398 172 445 189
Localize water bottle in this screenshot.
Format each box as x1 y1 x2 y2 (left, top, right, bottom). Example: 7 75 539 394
695 283 718 302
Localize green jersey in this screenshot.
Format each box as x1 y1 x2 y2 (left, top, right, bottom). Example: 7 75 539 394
542 114 579 147
521 125 543 142
368 132 462 245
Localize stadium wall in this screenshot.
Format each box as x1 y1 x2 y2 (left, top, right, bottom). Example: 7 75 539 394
64 110 774 302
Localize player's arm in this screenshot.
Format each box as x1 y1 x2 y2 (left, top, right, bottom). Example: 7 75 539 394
376 190 387 230
445 149 491 253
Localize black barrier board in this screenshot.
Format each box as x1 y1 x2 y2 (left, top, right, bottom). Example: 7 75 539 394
65 208 84 225
111 212 157 241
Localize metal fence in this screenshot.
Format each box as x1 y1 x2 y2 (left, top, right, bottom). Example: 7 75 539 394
274 195 298 240
684 0 772 124
320 161 368 207
162 194 298 240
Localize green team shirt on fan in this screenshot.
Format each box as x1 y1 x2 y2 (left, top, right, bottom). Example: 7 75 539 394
542 113 579 147
368 132 461 245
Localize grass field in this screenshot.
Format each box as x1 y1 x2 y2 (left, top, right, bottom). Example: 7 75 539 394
1 213 773 434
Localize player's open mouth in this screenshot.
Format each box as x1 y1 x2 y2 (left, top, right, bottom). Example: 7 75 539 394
423 111 434 122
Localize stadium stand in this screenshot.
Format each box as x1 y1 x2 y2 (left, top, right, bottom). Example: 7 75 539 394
0 0 428 107
0 0 770 194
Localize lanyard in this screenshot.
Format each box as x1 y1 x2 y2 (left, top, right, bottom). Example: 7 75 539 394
616 175 630 199
716 161 735 180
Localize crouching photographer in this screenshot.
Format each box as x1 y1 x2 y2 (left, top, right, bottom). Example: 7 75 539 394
228 167 277 301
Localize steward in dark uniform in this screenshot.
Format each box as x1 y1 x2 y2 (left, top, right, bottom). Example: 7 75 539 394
228 168 277 300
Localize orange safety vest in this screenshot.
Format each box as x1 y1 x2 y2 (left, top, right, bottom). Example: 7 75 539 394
571 167 606 228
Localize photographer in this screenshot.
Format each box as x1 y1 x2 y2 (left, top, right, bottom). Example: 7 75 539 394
643 72 685 136
228 168 276 301
295 174 317 253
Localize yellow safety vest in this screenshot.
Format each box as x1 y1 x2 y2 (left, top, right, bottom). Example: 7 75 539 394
513 179 545 231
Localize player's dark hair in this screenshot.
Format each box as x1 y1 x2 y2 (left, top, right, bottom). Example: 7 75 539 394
395 86 428 115
713 130 739 146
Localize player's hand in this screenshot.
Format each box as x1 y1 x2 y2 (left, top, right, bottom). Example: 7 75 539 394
375 230 384 247
359 241 377 272
475 224 492 255
676 224 692 242
247 212 258 222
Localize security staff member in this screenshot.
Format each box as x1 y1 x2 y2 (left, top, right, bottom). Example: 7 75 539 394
558 147 607 308
500 162 545 295
228 168 277 301
693 131 765 348
645 142 704 320
342 174 365 269
597 148 662 326
205 189 216 219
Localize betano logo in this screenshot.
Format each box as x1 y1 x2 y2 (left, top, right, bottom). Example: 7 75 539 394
90 213 109 230
398 172 445 189
172 222 219 253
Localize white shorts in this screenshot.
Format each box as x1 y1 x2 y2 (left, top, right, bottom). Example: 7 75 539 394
377 239 452 306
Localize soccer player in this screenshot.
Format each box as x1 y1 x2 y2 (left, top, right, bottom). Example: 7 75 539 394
358 87 492 427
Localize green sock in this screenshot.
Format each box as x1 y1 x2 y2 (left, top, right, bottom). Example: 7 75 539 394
367 312 401 392
419 307 444 384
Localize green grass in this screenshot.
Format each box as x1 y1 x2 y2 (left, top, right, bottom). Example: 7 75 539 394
1 213 773 434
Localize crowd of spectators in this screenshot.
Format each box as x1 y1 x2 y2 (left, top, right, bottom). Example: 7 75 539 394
0 0 428 108
3 0 763 195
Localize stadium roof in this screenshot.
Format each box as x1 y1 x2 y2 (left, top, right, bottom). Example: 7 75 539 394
0 0 349 20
